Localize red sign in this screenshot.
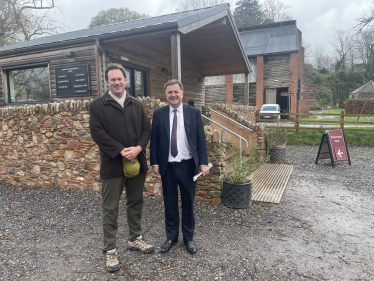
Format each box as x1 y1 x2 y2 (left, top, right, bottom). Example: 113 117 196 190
300 96 317 100
327 130 348 161
301 89 317 93
282 80 297 84
301 84 317 88
280 92 296 96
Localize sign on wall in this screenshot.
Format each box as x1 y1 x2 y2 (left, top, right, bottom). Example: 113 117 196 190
55 65 90 96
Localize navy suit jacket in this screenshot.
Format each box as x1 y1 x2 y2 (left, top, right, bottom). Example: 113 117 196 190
150 104 208 177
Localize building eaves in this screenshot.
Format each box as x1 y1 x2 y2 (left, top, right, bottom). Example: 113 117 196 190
0 4 229 56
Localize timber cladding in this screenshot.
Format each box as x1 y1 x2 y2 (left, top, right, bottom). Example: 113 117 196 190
0 36 205 108
101 34 204 108
0 44 99 104
233 83 256 106
205 83 256 107
205 84 226 107
0 72 3 106
263 54 291 89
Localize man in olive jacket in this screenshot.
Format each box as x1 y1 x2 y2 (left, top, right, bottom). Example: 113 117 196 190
89 63 154 273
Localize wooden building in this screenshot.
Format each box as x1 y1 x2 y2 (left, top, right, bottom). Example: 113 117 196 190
205 20 307 115
0 4 250 109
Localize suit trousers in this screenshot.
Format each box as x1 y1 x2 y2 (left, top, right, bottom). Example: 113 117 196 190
101 169 146 253
161 158 196 242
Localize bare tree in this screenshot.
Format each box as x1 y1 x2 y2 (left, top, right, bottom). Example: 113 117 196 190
313 44 334 71
175 0 234 12
0 0 57 46
261 0 293 23
354 2 374 33
355 30 374 73
330 28 354 71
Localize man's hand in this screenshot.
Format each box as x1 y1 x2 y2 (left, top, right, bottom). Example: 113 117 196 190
152 166 160 175
121 146 142 162
200 166 209 176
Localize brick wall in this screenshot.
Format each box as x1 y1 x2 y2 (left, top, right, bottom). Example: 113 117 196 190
226 75 233 104
256 56 264 110
290 53 298 116
0 99 265 205
297 29 309 115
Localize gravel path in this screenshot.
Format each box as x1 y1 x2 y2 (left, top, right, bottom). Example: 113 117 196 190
0 145 373 281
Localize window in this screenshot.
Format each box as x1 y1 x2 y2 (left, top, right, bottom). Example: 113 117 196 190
7 65 49 103
111 59 149 98
124 68 147 98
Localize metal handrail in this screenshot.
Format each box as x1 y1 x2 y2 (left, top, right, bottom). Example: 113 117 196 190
201 114 248 167
208 107 254 132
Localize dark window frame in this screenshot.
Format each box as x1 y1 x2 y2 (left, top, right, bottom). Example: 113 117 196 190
6 62 50 104
111 59 149 98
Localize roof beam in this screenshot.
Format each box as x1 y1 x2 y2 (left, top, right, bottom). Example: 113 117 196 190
178 10 227 34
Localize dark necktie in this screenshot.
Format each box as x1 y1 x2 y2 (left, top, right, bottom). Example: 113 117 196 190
171 109 178 157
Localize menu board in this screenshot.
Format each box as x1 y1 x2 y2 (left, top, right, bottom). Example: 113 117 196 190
55 65 90 96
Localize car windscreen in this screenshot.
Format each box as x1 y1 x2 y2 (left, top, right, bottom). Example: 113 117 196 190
261 106 278 111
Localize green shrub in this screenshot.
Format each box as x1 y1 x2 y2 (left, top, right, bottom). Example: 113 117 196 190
226 145 267 184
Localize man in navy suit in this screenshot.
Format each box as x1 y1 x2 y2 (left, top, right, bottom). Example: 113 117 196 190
150 79 209 254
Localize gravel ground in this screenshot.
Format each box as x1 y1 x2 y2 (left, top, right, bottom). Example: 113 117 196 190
1 145 373 281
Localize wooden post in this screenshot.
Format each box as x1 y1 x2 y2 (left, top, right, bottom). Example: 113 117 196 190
244 72 249 105
171 32 181 81
256 111 259 123
296 111 300 135
340 111 344 130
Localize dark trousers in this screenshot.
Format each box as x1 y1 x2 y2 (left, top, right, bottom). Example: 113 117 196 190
101 170 146 253
161 158 196 242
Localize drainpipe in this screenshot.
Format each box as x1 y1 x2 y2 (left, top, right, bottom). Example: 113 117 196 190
95 38 107 92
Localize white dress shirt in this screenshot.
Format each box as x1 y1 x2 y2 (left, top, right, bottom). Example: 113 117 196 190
168 104 192 162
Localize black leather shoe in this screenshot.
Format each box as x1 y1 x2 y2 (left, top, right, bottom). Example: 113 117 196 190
184 241 197 254
161 240 177 253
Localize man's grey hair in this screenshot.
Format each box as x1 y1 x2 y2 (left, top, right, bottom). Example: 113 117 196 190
164 79 184 91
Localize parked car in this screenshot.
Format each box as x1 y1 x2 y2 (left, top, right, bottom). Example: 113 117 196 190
259 104 281 120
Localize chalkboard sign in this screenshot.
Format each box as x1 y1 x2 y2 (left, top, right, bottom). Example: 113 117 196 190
55 65 90 96
315 129 351 167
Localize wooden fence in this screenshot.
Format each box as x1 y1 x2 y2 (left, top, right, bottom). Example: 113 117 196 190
255 111 374 134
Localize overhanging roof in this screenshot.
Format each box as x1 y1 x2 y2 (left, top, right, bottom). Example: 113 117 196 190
238 20 299 57
0 4 229 55
0 4 251 75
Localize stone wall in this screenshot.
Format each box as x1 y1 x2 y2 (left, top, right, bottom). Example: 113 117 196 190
0 99 264 205
0 101 101 190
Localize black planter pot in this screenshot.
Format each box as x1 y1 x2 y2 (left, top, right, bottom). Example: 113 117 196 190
270 147 286 161
222 177 252 209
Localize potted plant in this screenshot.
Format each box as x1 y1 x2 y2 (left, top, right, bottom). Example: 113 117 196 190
265 123 290 161
223 145 267 209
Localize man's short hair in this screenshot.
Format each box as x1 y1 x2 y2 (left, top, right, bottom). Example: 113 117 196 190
105 63 127 82
164 79 184 91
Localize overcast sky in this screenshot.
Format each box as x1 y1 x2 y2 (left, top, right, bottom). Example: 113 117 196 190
51 0 372 58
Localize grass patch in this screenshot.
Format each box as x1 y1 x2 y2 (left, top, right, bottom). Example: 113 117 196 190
287 128 374 146
300 115 318 121
322 109 345 114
